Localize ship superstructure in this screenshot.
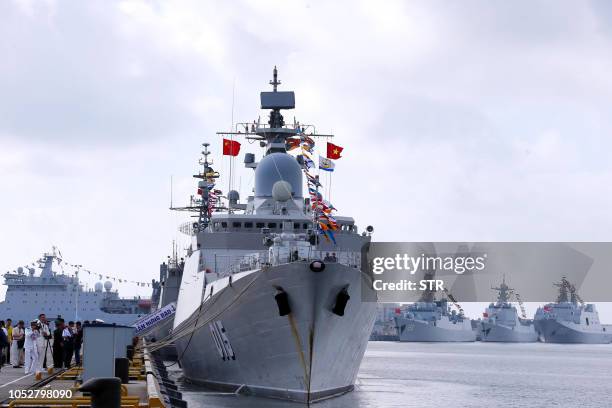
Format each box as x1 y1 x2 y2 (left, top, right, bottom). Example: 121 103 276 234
479 277 537 342
151 68 377 403
0 248 152 324
534 277 611 344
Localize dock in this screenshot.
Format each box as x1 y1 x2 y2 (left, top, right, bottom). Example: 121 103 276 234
0 339 181 407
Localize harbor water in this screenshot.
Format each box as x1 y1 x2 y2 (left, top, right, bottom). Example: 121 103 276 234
169 341 612 408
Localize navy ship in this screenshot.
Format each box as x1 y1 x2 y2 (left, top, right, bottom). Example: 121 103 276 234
534 277 611 344
479 277 537 342
394 267 475 342
150 68 377 403
0 248 152 324
394 298 476 342
147 245 184 359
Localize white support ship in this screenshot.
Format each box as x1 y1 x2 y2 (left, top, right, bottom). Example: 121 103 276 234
0 248 152 325
161 68 377 403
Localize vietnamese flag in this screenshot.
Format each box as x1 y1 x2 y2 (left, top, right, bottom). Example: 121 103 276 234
326 142 343 160
223 139 241 156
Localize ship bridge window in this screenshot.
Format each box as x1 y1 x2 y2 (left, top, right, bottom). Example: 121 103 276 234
256 222 265 228
244 222 253 228
221 222 228 228
294 222 300 229
268 222 277 229
232 222 241 228
303 223 309 230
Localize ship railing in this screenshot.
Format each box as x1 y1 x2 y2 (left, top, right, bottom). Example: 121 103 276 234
200 250 361 277
232 121 318 135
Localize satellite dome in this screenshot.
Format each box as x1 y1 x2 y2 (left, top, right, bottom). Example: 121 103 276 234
28 268 35 276
17 267 23 274
104 281 113 291
94 282 103 292
272 181 292 202
255 153 302 199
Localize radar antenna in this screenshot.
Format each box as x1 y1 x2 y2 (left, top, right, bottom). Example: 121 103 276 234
269 65 281 92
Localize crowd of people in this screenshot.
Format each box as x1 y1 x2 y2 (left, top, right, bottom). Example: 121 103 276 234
0 314 83 375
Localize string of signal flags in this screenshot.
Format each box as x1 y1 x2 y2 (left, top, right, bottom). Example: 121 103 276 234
11 256 154 288
221 134 345 244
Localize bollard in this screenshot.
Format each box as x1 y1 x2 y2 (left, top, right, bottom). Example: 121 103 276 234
79 377 121 408
114 358 130 384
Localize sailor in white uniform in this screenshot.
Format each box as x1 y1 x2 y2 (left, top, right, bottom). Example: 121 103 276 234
36 314 52 373
24 320 40 375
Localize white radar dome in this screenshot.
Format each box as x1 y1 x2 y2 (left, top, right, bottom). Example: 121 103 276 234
94 282 103 292
104 281 113 291
272 181 293 202
254 153 302 199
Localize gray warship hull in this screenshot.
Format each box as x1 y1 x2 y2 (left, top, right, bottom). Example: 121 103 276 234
174 261 376 403
535 319 612 344
395 317 476 342
480 322 538 343
149 317 177 359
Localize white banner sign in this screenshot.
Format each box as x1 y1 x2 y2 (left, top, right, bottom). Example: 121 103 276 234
133 302 176 335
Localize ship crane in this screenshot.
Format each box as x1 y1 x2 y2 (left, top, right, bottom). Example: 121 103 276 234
442 287 464 316
513 291 528 319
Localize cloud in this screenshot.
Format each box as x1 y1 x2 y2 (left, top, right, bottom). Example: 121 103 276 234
1 0 612 317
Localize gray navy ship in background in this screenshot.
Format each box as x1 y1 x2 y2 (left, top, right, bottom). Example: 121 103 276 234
0 247 152 324
394 298 476 342
534 277 611 344
394 272 475 342
148 244 184 359
479 277 537 342
151 68 377 403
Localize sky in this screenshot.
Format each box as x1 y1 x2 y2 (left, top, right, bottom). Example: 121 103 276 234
1 0 612 319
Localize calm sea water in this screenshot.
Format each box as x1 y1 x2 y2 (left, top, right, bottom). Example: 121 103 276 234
169 342 612 408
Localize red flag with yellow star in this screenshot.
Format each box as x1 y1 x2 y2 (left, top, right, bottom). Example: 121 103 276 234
326 142 343 160
223 139 241 156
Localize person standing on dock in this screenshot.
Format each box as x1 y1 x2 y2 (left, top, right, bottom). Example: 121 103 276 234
62 321 74 368
11 320 25 368
73 321 83 366
36 314 52 372
24 320 40 375
6 319 13 366
0 322 8 371
52 319 64 369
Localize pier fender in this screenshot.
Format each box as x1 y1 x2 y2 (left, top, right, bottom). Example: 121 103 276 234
309 260 325 273
332 287 350 316
275 288 291 316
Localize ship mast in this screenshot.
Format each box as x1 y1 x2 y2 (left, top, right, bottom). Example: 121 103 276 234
492 275 512 304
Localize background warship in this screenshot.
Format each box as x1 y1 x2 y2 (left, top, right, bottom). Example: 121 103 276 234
150 68 377 403
0 248 152 324
394 268 475 342
479 277 537 342
534 277 611 344
394 298 476 342
147 244 184 359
